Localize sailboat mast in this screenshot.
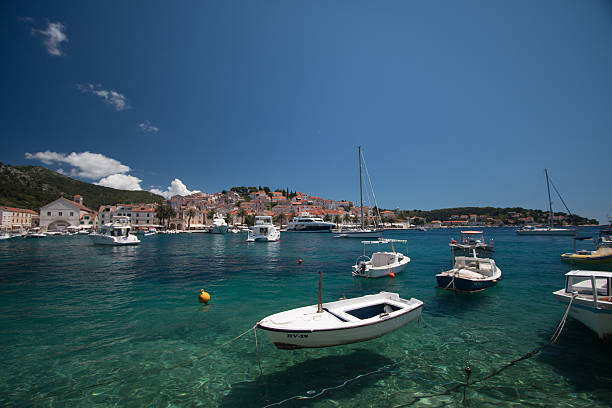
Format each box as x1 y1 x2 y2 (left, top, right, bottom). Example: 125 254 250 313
359 146 364 229
545 168 553 228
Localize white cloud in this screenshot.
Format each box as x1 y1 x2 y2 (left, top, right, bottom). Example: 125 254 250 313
150 179 200 199
138 120 159 133
32 21 67 56
96 174 143 191
25 150 131 180
76 83 130 111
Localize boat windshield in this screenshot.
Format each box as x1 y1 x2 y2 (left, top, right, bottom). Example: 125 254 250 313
566 275 610 296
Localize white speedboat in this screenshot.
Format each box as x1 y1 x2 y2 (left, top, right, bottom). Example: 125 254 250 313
436 251 502 292
90 216 140 246
0 231 13 240
352 239 410 278
211 214 228 234
246 216 280 242
286 214 334 232
258 280 423 349
553 270 612 341
24 228 46 238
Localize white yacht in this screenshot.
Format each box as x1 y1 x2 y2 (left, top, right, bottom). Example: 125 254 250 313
516 169 575 236
335 146 384 238
553 270 612 341
247 216 280 242
286 214 334 233
211 214 228 234
24 228 46 238
90 216 140 246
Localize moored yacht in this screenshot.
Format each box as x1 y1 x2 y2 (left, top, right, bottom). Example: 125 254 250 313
90 216 140 246
436 250 502 292
286 214 334 233
247 216 280 242
211 214 228 234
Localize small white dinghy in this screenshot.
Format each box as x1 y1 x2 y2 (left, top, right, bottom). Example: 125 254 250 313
352 239 410 278
257 272 423 349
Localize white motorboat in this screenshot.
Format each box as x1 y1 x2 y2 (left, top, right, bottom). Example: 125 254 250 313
90 216 140 246
352 239 410 278
553 270 612 341
436 250 502 292
516 169 575 236
24 228 46 238
286 214 334 233
450 230 494 254
0 231 13 240
246 216 280 242
257 281 423 350
211 214 228 234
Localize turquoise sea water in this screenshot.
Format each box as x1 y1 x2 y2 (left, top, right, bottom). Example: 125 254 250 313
1 228 611 407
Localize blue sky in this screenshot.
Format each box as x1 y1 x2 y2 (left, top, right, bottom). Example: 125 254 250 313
1 1 611 222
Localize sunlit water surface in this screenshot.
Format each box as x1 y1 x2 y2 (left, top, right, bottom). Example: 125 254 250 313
1 227 611 407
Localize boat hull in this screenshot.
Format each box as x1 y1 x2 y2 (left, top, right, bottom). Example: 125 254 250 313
211 225 228 234
554 291 612 340
90 234 140 246
259 303 422 349
286 225 333 232
435 274 500 291
335 229 384 239
516 229 575 236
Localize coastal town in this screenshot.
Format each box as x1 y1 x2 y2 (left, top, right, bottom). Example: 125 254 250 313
0 186 592 234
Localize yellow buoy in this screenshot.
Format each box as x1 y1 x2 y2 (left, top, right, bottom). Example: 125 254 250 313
198 289 210 304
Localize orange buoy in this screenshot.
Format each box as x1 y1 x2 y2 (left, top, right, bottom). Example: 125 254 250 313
198 289 210 304
388 273 395 278
298 259 302 264
451 239 456 244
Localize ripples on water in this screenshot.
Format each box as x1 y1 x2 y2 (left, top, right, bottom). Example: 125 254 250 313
1 228 611 407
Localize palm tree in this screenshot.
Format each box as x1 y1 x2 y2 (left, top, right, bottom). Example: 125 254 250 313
185 208 196 231
238 208 247 225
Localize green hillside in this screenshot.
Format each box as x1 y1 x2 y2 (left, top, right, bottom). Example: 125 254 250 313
0 162 164 212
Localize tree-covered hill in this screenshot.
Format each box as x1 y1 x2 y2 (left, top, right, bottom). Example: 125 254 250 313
0 162 163 212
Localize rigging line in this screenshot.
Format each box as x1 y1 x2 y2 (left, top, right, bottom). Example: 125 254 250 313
548 178 573 217
360 148 383 226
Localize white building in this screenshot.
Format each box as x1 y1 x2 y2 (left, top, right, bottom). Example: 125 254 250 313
97 204 160 228
40 196 97 231
0 206 38 232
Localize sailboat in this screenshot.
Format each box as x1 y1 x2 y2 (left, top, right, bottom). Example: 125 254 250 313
335 146 384 238
516 169 576 236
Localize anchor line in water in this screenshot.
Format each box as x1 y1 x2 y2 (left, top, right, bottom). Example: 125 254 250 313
31 324 261 401
392 294 577 407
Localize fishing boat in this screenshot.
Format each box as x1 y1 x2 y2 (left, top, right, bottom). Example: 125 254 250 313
561 236 612 264
335 146 383 239
352 239 410 278
257 272 423 349
553 270 612 340
449 230 494 255
246 216 280 242
515 169 575 236
436 250 502 292
211 214 228 234
90 216 140 246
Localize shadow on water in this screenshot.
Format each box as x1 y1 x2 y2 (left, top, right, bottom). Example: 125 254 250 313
538 319 612 406
425 287 501 318
220 349 394 408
